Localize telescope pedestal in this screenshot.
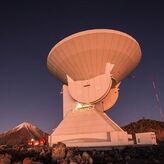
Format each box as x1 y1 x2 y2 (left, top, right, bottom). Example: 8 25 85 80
49 108 133 147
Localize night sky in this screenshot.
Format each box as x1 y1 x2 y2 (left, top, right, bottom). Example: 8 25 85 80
0 1 164 133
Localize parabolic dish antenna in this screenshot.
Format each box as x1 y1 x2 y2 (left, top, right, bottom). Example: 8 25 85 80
48 29 141 110
48 29 142 147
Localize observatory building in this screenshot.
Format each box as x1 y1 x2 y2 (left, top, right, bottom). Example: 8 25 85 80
48 29 142 147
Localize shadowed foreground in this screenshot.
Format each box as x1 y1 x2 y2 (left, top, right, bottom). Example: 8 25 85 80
0 143 164 163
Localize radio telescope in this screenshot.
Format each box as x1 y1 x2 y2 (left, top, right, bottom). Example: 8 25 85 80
48 29 141 147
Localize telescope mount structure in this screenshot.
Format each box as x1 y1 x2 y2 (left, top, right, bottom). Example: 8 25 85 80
47 29 142 147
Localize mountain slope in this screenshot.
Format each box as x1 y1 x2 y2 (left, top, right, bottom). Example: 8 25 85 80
122 118 164 143
0 122 48 145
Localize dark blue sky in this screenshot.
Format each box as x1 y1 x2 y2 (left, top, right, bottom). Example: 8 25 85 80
0 1 164 133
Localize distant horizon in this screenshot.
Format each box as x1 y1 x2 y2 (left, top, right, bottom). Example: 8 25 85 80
0 117 163 134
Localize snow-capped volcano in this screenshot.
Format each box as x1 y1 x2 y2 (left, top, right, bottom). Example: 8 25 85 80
0 122 48 145
14 122 35 130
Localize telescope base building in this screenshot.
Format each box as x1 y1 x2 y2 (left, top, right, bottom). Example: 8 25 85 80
49 108 133 147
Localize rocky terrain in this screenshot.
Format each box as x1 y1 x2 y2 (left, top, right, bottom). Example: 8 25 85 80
0 142 164 163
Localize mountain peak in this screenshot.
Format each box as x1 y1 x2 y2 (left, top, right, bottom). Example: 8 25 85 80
14 122 36 131
0 122 48 145
19 122 33 126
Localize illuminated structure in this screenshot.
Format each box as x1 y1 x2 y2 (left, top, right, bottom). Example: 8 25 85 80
135 132 157 145
48 29 142 147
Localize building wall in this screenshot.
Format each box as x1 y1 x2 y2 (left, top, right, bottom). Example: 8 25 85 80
135 132 157 145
